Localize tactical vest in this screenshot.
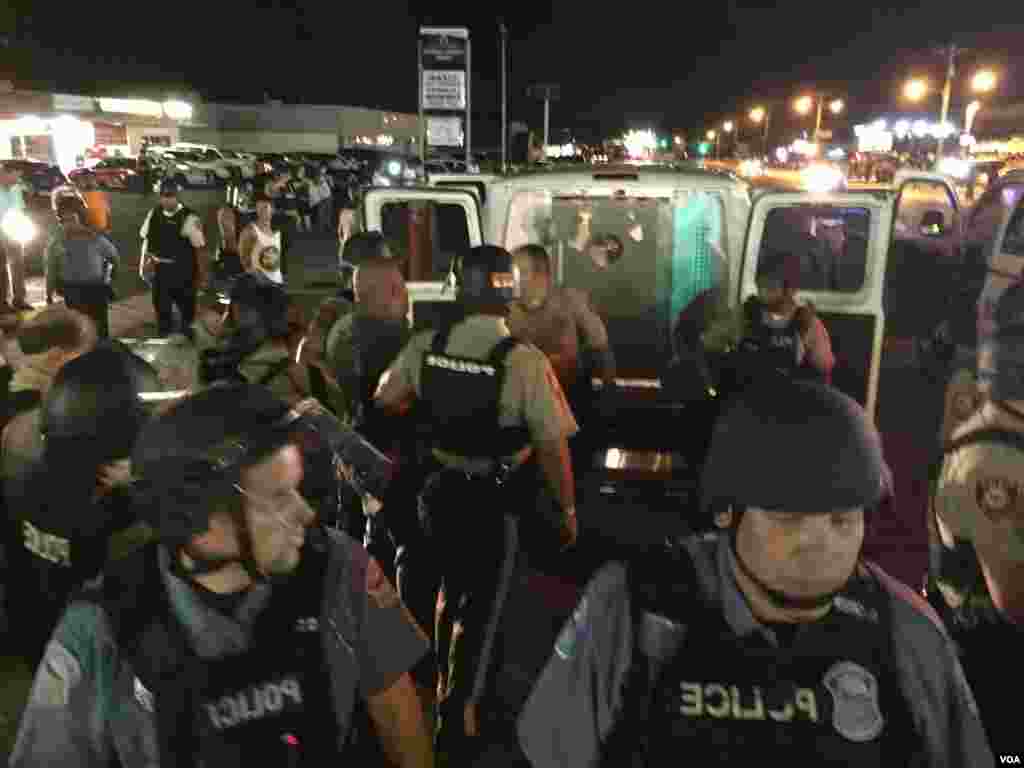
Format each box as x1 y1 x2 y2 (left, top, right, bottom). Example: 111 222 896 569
6 467 130 663
603 541 921 766
742 297 808 376
79 539 344 768
419 322 530 460
147 206 196 275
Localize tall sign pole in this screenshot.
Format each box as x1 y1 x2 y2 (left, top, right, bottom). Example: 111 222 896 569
527 84 560 160
500 22 508 172
420 26 470 167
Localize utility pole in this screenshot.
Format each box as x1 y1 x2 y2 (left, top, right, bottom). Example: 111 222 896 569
815 97 824 141
500 22 508 172
935 43 966 162
527 84 560 158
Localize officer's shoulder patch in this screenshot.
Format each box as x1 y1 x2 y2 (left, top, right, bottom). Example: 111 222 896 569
823 661 885 742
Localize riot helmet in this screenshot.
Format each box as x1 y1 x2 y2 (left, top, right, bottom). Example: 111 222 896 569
701 378 891 519
131 384 306 578
159 179 181 197
452 245 521 306
41 345 152 466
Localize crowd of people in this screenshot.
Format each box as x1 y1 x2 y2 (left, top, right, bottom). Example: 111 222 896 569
0 158 1018 767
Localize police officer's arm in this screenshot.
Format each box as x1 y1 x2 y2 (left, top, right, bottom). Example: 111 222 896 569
10 603 117 768
374 332 431 415
566 288 616 386
518 562 634 768
139 209 154 263
181 213 206 250
881 572 996 766
337 541 432 767
519 347 578 530
799 309 835 375
237 225 259 271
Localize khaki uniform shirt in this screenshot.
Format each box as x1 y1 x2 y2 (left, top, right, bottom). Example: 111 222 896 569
384 316 578 466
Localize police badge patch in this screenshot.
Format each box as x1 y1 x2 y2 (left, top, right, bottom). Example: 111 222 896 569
975 476 1020 524
554 597 588 661
823 661 884 742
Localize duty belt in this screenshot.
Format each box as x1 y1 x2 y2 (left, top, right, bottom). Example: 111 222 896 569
432 447 532 484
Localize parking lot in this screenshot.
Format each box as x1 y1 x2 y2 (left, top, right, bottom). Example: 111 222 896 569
18 186 343 336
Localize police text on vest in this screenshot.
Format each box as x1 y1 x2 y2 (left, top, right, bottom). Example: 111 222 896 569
1000 757 1021 764
425 354 496 376
22 521 71 567
678 682 818 722
206 677 303 730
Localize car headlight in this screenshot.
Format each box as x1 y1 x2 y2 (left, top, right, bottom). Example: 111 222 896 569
2 209 36 245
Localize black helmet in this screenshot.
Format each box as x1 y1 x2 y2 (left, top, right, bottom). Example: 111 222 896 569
41 346 151 464
131 384 300 545
159 179 181 196
454 245 520 304
700 379 891 517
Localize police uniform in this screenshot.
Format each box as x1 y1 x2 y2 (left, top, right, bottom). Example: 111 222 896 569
381 247 577 751
931 321 1024 755
10 530 427 768
140 191 205 337
518 533 993 767
3 346 150 665
520 378 993 766
10 385 429 768
739 296 832 381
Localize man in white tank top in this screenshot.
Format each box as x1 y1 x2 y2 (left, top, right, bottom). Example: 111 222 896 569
238 193 283 274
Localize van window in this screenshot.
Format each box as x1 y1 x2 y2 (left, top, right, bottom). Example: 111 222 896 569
379 201 470 281
757 206 870 293
670 191 726 321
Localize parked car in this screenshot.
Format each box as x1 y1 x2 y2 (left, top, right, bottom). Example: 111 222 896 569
157 151 223 187
70 157 139 189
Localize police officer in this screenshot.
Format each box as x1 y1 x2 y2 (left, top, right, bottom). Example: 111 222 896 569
140 179 207 338
375 244 578 757
509 243 615 473
11 383 433 768
929 281 1024 754
3 345 153 665
737 251 834 382
519 378 994 766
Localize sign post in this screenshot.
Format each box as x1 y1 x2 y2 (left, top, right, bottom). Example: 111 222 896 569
420 26 470 168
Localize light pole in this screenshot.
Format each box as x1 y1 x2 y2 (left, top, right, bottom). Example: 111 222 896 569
750 106 770 158
795 94 844 141
723 120 734 157
707 129 718 159
528 84 560 154
904 64 997 164
500 22 508 172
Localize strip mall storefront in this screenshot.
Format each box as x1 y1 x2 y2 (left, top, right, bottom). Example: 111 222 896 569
0 91 198 173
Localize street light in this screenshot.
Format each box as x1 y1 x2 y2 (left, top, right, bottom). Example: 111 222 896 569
972 69 997 93
706 130 717 140
749 107 765 124
750 106 770 157
794 96 813 115
904 78 929 102
723 121 734 133
829 99 845 115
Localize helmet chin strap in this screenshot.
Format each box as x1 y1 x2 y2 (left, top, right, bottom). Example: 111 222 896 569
173 507 270 586
728 527 845 612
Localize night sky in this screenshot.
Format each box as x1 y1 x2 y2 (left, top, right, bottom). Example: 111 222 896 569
4 0 1023 146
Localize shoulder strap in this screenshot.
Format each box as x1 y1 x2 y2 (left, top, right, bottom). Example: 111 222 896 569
430 321 455 354
945 426 1024 456
487 336 520 366
600 546 700 767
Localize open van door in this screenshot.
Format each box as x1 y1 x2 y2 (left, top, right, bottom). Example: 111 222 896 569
362 187 483 330
740 191 892 421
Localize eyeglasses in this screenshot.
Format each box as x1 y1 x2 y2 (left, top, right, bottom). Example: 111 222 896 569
233 484 311 527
